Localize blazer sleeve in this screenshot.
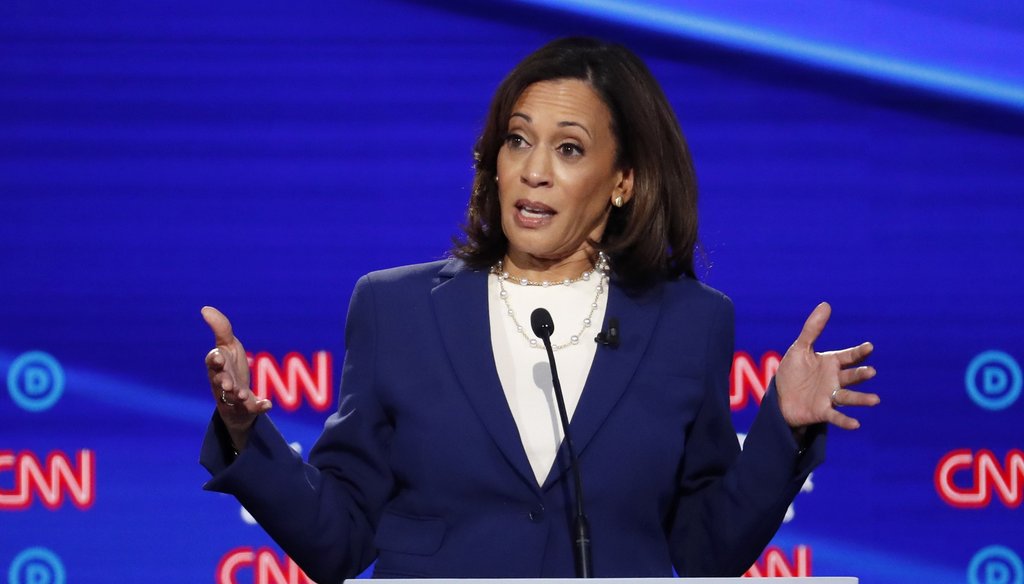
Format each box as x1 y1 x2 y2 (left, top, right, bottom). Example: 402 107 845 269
667 293 826 576
199 275 393 584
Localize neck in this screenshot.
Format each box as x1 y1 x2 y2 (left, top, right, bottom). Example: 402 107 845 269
503 249 597 283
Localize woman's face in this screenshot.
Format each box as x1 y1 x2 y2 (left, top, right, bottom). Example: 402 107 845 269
496 79 632 270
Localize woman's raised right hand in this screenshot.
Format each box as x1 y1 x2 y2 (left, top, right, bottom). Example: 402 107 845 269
202 306 272 451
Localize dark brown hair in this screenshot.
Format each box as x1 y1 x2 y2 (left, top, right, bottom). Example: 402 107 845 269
453 37 700 288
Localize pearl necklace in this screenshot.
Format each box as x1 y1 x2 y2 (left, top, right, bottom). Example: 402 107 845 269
491 252 610 351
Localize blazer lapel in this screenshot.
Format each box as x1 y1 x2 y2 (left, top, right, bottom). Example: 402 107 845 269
542 280 664 490
430 260 540 492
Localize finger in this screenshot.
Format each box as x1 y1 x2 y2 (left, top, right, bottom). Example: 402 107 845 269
201 306 236 347
235 395 270 415
212 371 234 392
826 407 861 430
833 388 881 408
205 348 225 371
835 342 874 367
216 385 247 407
838 365 876 387
794 302 831 349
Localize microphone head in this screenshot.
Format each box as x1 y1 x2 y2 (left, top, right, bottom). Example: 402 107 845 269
606 317 620 348
531 308 555 340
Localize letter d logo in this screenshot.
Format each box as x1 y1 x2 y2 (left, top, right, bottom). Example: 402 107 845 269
966 351 1022 411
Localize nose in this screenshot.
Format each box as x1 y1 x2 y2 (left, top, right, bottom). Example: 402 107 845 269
521 149 552 188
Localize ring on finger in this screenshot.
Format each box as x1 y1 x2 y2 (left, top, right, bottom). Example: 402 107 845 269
221 390 236 407
830 387 843 408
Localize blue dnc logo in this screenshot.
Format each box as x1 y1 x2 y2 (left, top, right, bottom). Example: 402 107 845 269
8 547 66 584
969 545 1023 584
6 351 65 413
965 351 1022 411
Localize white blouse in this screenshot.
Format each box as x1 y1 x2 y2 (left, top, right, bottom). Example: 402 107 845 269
487 272 609 485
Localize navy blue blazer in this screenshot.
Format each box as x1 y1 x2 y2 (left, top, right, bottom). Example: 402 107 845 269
201 259 824 583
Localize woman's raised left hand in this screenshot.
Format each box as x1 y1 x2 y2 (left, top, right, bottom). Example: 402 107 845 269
775 302 880 430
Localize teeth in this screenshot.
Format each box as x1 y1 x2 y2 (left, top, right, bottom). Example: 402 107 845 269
519 207 552 218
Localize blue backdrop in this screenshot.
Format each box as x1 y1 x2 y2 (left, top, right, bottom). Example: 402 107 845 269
2 1 1022 583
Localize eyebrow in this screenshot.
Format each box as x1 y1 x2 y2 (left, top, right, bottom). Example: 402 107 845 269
510 112 592 139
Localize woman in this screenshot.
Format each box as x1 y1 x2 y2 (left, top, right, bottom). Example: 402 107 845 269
200 38 878 582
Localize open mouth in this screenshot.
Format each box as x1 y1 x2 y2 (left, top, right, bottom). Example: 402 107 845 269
515 200 556 220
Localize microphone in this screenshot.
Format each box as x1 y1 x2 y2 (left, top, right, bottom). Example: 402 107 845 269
531 308 593 578
530 308 555 341
594 317 620 348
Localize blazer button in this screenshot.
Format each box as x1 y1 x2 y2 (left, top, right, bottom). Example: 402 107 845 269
528 507 545 522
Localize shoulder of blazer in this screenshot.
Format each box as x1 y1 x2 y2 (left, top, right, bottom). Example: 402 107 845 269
660 275 732 306
356 258 489 311
360 258 466 288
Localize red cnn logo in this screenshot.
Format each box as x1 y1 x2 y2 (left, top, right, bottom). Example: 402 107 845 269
744 545 812 577
0 450 95 510
935 448 1024 509
730 351 782 411
217 547 314 584
247 351 334 412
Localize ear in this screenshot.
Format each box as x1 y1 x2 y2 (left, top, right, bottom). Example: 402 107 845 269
612 167 635 205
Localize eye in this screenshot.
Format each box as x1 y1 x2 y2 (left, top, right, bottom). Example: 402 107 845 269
504 133 529 150
557 142 584 157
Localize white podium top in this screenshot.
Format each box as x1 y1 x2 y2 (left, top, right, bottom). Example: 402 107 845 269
368 573 856 577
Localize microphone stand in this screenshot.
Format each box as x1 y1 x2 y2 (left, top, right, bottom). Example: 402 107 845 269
532 308 593 578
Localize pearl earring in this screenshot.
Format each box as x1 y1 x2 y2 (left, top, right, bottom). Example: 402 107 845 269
613 195 624 208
